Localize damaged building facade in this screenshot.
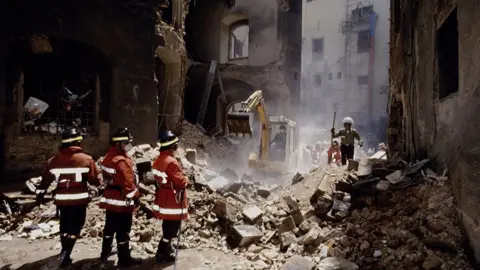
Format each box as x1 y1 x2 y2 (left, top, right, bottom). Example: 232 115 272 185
388 0 480 263
183 0 302 135
0 0 187 176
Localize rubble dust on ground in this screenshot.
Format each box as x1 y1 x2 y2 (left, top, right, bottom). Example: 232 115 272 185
0 123 475 270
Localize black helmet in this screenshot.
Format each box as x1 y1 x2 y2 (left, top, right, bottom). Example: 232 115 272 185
111 127 133 143
61 128 83 144
158 130 178 149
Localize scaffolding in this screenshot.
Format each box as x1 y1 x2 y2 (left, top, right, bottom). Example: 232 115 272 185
339 0 377 125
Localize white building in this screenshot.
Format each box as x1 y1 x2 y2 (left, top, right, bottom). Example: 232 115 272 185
301 0 390 136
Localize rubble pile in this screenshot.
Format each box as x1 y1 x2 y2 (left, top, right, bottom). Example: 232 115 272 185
0 122 475 269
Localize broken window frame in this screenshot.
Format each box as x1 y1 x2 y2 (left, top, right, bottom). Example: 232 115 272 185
15 57 101 136
357 75 369 86
228 20 250 61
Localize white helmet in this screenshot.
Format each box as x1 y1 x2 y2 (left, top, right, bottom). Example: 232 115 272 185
342 117 354 125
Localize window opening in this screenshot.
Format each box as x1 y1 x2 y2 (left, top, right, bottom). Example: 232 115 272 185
314 74 322 87
19 38 107 135
357 75 369 85
437 8 459 99
229 21 249 60
337 71 342 79
312 37 324 60
357 29 371 53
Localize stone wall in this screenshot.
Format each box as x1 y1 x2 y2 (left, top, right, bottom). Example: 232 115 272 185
0 0 162 176
388 0 480 263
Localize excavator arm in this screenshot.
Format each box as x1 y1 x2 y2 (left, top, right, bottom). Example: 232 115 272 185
227 90 270 162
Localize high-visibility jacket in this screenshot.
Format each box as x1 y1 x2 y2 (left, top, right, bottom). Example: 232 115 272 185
36 146 101 206
98 147 140 213
327 146 341 165
152 151 189 221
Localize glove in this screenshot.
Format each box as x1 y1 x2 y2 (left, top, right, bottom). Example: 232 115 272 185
36 193 45 205
134 198 140 207
330 128 335 134
359 141 364 148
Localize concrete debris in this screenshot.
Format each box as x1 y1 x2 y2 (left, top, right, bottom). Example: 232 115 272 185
0 122 474 269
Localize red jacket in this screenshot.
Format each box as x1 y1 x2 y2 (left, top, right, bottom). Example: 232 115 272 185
152 151 189 221
37 146 101 206
328 146 341 165
99 147 139 213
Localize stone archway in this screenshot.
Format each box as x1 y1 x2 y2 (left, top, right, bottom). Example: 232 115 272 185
211 79 255 135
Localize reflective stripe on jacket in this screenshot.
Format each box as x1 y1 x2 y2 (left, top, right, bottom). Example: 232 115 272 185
98 147 139 213
152 151 189 221
36 147 101 206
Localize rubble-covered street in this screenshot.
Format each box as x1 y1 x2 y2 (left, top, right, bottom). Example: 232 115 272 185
0 122 475 269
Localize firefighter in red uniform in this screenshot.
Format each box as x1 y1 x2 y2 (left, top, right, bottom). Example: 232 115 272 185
98 128 142 267
152 131 189 263
35 128 101 267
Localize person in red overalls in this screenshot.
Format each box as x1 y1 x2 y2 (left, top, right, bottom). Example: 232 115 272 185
35 128 101 267
98 127 142 268
152 131 189 263
327 140 342 166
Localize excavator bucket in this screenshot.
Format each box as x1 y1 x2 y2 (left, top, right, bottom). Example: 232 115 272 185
226 112 252 136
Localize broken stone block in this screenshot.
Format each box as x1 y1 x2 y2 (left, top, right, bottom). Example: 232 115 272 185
317 257 359 270
386 170 403 184
137 144 152 152
242 205 263 223
291 210 304 226
218 182 242 194
135 157 152 175
299 221 313 233
283 195 300 211
211 200 237 222
220 168 238 181
278 216 296 233
185 148 197 165
281 255 315 270
227 225 263 247
280 231 297 251
422 254 442 269
375 180 390 191
404 159 429 176
310 188 326 205
302 224 323 245
291 172 304 185
257 187 272 198
331 199 350 215
335 181 353 194
206 176 230 191
313 194 333 217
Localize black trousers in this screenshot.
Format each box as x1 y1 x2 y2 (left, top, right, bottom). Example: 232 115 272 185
103 211 133 243
340 144 355 165
59 205 87 236
162 220 181 240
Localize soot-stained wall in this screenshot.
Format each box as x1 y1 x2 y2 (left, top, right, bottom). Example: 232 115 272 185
389 0 480 263
0 0 157 175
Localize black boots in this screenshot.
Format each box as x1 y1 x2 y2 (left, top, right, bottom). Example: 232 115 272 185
117 242 142 268
155 238 176 264
59 237 76 268
100 236 117 260
60 234 67 254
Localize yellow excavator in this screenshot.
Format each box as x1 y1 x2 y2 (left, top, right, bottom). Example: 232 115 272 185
226 90 298 173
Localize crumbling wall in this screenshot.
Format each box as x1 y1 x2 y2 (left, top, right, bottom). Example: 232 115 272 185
388 0 480 263
1 0 159 175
